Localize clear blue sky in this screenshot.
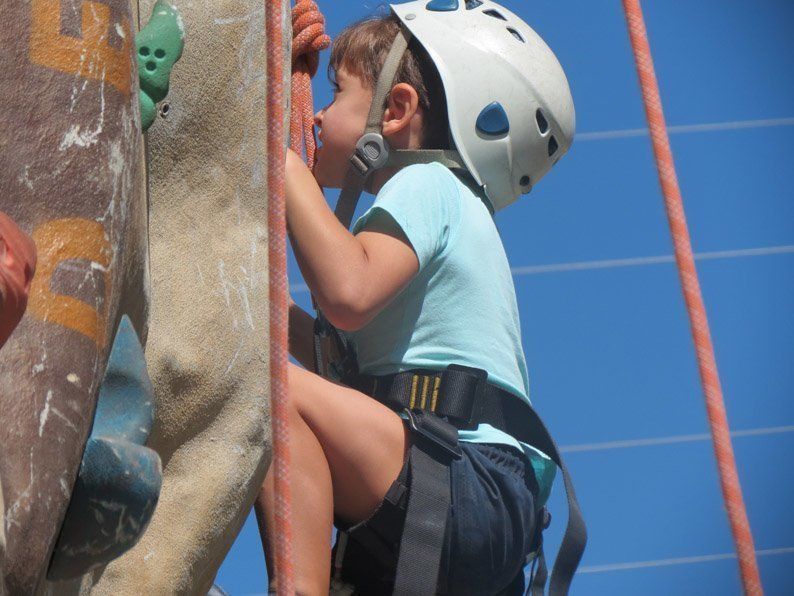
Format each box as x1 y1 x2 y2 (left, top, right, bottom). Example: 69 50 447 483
216 1 794 593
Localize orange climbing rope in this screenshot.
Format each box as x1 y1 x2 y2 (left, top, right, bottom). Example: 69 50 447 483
266 0 295 593
290 0 331 169
620 2 763 594
266 2 330 593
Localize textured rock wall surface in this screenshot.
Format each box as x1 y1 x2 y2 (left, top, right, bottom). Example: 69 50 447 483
88 1 281 593
1 482 5 596
0 0 147 592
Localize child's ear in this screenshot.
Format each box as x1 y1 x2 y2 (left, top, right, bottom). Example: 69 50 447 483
382 83 420 137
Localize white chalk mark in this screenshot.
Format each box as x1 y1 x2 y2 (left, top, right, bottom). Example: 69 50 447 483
238 282 255 330
223 337 245 377
218 261 232 307
18 165 34 190
60 72 106 149
6 450 35 528
38 390 53 437
50 407 79 433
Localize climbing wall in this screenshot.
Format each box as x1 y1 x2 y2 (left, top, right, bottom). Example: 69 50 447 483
89 1 287 593
0 1 148 593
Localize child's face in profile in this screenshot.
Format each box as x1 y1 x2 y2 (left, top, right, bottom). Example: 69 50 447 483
313 67 373 189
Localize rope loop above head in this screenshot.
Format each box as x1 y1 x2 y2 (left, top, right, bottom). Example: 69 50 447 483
290 0 331 169
291 0 331 76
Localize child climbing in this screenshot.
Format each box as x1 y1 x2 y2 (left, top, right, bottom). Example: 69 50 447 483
256 1 585 594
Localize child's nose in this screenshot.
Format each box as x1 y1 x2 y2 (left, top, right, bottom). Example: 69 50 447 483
314 108 325 128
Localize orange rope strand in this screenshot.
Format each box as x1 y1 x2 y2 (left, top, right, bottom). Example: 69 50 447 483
620 2 763 593
266 0 295 593
290 0 331 169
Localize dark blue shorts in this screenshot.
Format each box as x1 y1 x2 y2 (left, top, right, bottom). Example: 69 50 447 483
335 442 540 595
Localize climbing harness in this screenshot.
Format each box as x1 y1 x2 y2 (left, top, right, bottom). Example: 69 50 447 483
330 367 585 595
620 1 762 593
308 2 586 594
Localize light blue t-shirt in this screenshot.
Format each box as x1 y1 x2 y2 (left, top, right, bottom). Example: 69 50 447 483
350 162 555 502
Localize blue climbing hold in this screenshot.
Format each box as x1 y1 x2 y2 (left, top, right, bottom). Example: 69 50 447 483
476 101 510 136
427 0 459 11
48 315 162 580
91 316 155 445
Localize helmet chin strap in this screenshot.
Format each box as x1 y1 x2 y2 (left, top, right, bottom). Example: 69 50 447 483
334 28 467 229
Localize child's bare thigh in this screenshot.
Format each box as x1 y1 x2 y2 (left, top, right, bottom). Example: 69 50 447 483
288 363 409 526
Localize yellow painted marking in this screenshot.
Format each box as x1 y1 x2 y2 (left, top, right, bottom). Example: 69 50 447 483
28 218 112 347
29 0 133 97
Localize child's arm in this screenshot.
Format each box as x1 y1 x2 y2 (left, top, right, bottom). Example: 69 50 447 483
285 149 418 331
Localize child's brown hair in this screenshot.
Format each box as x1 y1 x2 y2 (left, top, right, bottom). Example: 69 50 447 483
329 14 450 149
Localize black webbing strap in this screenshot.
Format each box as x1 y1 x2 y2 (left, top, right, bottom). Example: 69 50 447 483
334 29 411 229
346 366 587 595
394 409 461 596
530 548 548 596
312 314 331 377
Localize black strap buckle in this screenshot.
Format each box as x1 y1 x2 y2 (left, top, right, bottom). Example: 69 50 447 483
439 364 488 429
404 408 462 461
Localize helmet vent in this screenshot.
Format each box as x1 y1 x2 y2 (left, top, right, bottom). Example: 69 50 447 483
507 27 525 43
465 0 483 8
548 135 559 156
520 175 531 187
483 9 506 20
535 109 549 134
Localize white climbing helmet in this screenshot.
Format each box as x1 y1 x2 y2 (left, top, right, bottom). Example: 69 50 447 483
390 0 575 211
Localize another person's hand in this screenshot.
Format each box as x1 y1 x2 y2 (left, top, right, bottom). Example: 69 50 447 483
0 212 37 348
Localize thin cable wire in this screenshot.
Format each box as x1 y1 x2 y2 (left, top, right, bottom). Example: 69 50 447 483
266 0 294 593
577 115 794 142
621 2 763 593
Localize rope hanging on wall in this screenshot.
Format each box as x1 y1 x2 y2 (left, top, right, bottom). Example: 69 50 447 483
266 1 330 593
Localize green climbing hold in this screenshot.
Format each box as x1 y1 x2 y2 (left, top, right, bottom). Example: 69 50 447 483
135 0 185 131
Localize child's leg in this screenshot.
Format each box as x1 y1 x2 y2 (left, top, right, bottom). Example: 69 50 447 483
256 363 409 594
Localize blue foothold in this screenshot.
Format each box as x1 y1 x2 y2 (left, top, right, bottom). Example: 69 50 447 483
427 0 459 11
47 315 162 580
476 102 510 136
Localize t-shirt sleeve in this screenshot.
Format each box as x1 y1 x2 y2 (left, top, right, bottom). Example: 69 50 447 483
352 163 460 270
